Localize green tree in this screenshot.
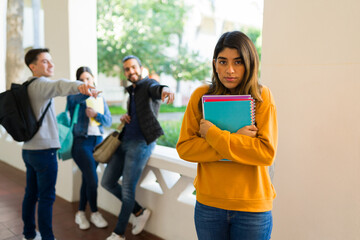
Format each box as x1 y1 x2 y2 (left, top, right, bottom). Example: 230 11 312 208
165 45 210 92
97 0 210 90
241 26 262 61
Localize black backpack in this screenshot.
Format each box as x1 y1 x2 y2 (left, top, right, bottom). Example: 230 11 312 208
0 78 52 142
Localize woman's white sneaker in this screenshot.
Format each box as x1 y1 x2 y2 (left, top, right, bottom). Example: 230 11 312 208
75 211 90 230
90 211 108 228
106 232 125 240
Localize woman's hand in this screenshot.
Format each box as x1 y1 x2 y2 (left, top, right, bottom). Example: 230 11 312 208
236 125 258 138
85 107 98 118
199 119 214 138
120 114 131 124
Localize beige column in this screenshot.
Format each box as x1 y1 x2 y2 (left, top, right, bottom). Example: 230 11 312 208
6 0 25 89
261 0 360 239
0 0 8 92
42 0 97 202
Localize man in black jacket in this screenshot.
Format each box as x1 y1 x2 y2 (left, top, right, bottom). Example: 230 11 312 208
102 55 174 240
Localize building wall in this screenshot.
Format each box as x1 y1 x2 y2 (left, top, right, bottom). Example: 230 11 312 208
261 0 360 239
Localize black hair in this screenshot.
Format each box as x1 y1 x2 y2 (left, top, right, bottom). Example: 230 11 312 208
122 55 142 67
76 66 94 80
24 48 50 67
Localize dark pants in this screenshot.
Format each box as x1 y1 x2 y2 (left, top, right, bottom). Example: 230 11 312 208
22 148 58 240
72 135 103 212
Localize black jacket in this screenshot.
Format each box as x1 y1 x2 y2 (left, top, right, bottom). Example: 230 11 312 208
125 77 166 144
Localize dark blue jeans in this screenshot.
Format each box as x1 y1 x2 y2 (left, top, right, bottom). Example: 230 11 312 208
101 139 155 235
195 201 273 240
72 135 103 212
22 148 58 240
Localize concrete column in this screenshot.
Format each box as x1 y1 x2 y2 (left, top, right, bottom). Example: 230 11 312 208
42 0 97 202
261 0 360 239
0 0 7 92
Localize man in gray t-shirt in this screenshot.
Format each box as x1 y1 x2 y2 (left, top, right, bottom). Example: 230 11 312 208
21 48 98 240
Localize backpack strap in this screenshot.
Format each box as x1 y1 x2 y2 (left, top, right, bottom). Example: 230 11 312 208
37 99 52 127
24 77 52 126
23 77 38 86
70 104 80 128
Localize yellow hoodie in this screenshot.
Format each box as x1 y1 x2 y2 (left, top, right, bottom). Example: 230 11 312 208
176 85 278 212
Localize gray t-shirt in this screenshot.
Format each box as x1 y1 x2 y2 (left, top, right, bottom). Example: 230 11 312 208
23 76 83 150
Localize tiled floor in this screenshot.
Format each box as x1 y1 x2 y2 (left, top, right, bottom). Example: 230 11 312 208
0 160 163 240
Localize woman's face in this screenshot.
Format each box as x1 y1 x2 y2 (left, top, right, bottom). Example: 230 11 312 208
79 72 94 86
214 47 245 94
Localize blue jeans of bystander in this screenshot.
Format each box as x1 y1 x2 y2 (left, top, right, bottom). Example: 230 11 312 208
72 135 103 212
101 139 155 235
194 201 273 240
22 148 58 240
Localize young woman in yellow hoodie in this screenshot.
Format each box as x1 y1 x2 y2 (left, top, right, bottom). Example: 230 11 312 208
176 31 278 240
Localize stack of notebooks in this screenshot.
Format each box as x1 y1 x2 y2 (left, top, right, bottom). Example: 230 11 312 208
202 95 255 133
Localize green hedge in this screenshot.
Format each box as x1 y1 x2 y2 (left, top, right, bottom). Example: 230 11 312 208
157 120 182 148
108 104 186 115
108 105 127 115
159 104 186 113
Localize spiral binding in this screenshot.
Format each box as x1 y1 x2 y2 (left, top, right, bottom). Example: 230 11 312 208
250 99 256 125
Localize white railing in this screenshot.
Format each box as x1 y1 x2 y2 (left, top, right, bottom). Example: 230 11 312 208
0 127 198 240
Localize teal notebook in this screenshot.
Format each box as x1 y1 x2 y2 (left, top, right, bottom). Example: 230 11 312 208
203 100 254 133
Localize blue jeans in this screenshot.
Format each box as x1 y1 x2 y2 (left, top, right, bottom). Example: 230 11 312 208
22 148 58 240
101 139 155 235
194 201 273 240
72 135 103 212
